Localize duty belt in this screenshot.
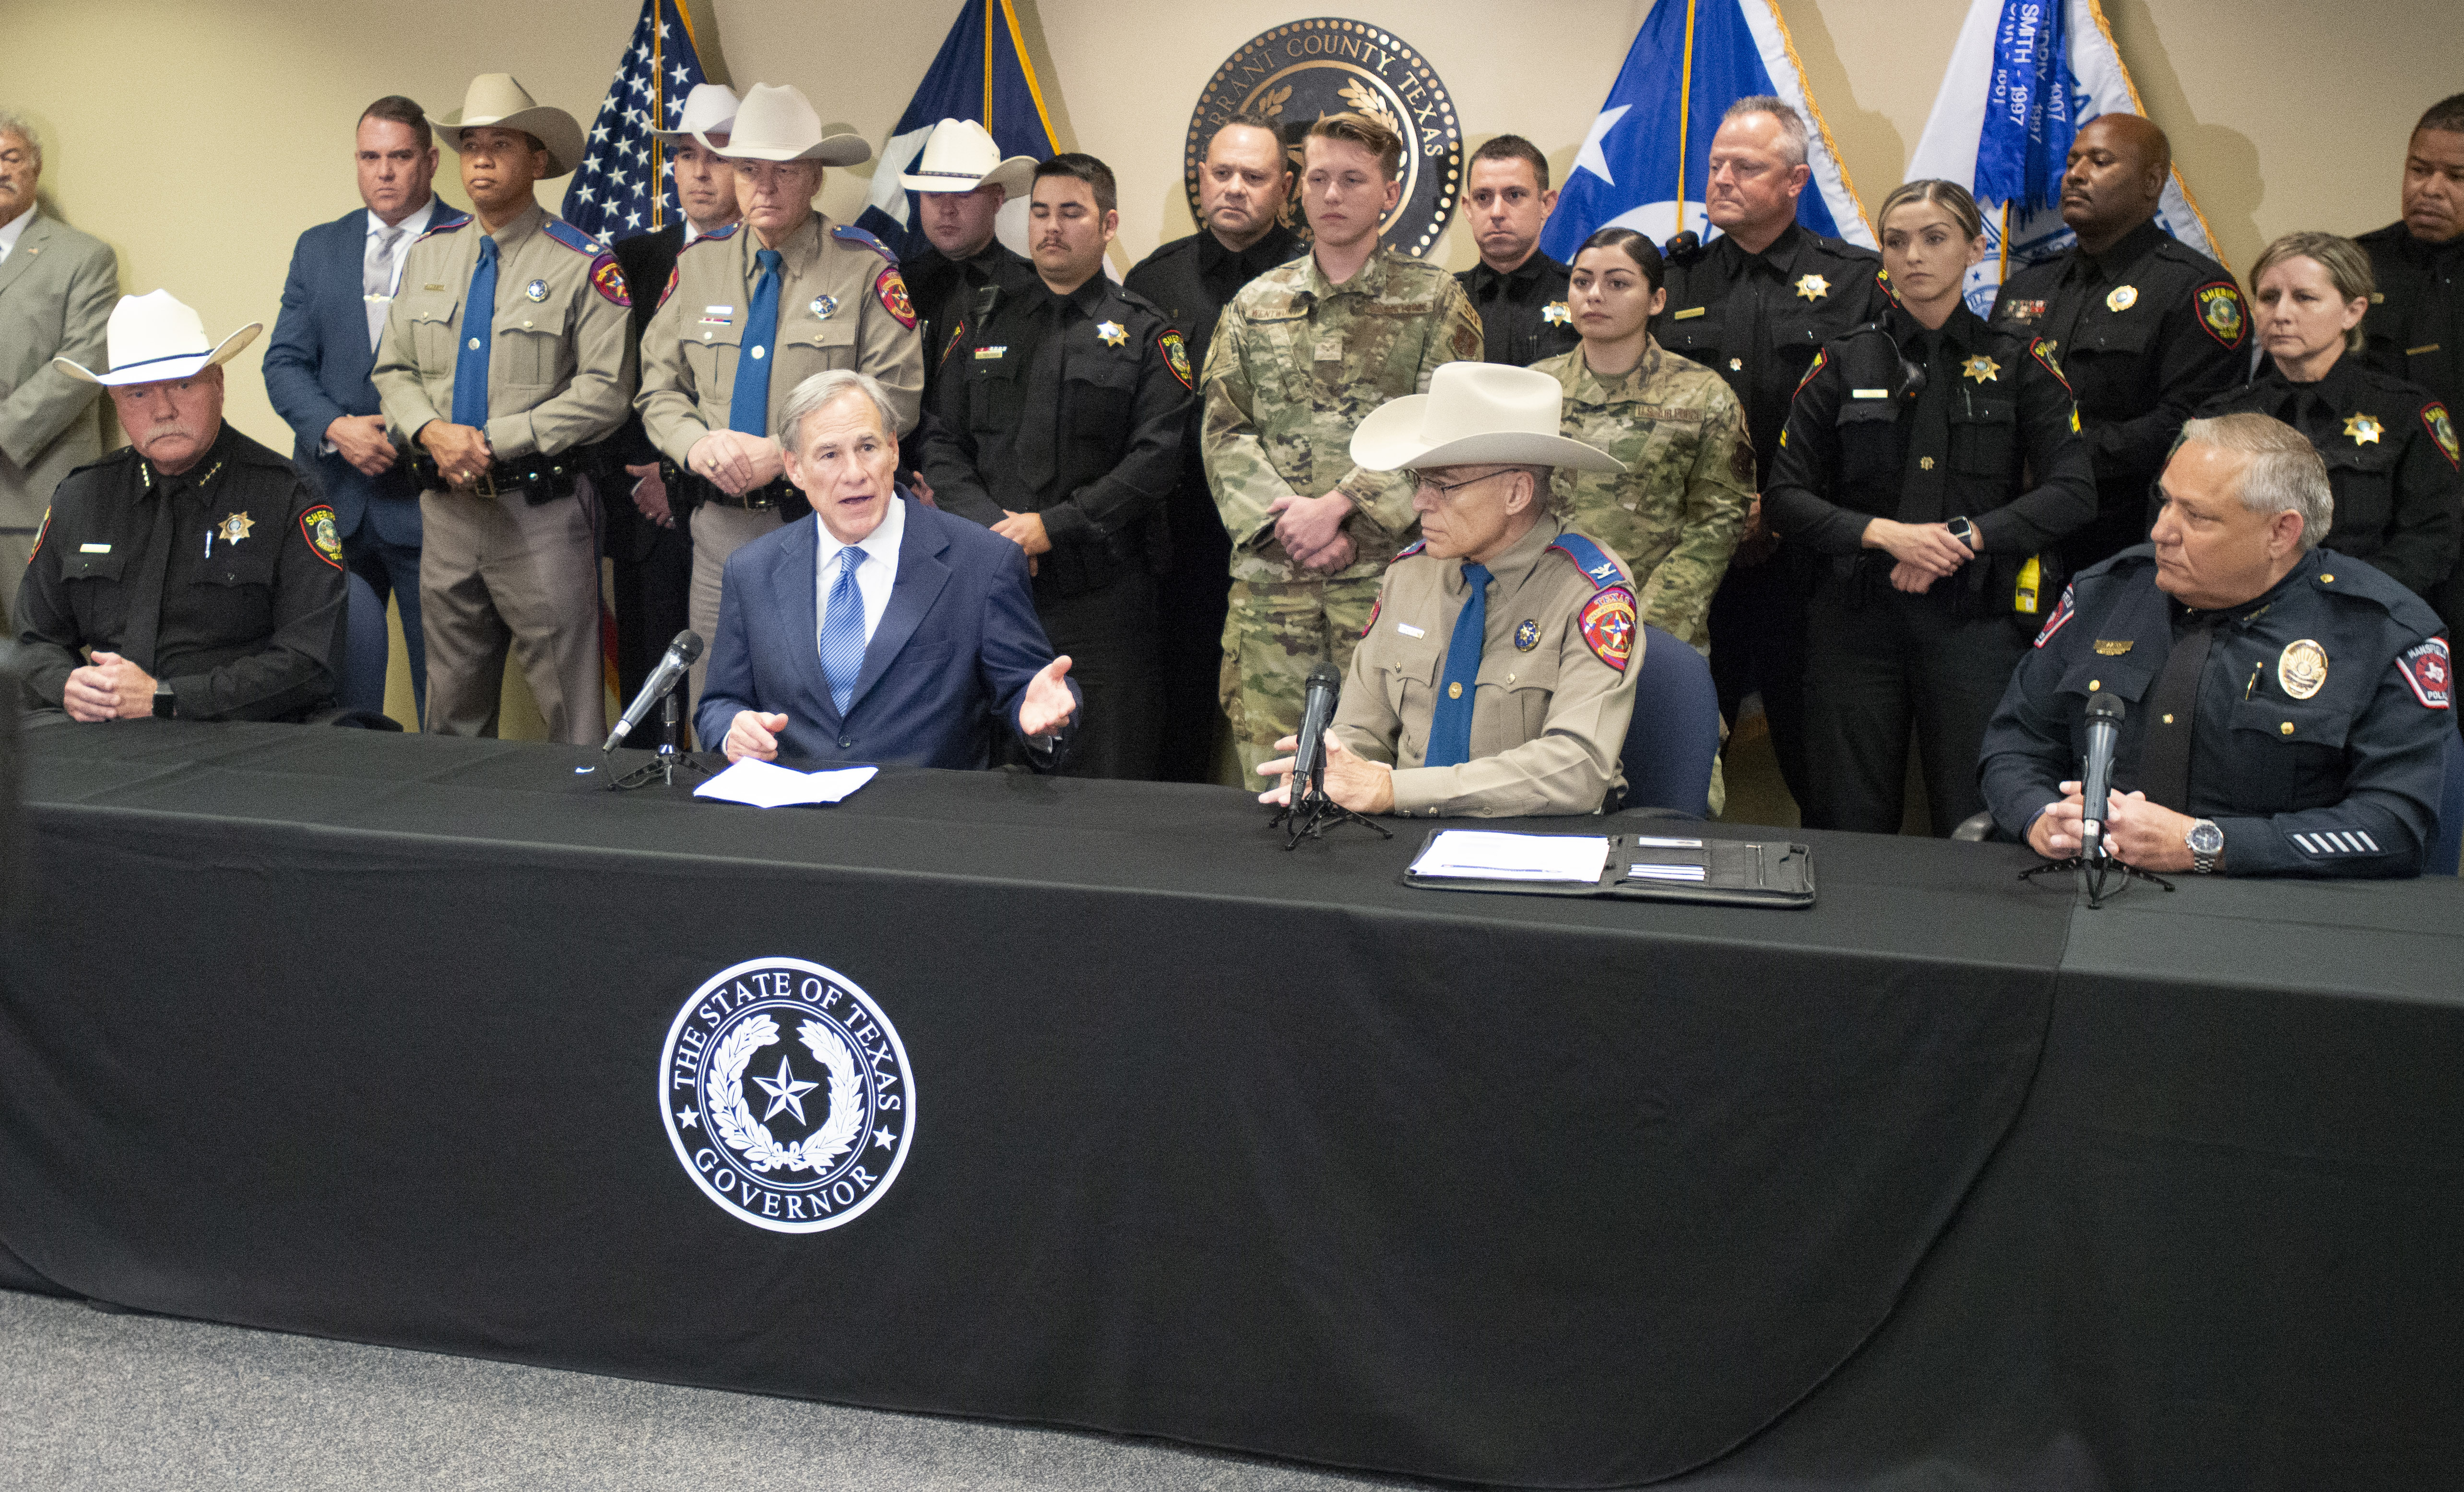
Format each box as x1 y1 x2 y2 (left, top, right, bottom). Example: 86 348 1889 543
412 451 583 505
662 461 798 512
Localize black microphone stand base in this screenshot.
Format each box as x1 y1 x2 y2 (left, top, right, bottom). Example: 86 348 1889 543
1269 791 1394 850
606 690 711 792
2019 853 2174 907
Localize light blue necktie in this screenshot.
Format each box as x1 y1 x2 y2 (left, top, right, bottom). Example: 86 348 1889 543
819 546 866 717
730 248 783 435
450 235 498 429
1424 562 1491 768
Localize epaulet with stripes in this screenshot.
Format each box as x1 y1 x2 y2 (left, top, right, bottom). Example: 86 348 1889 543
541 219 605 256
1545 531 1630 591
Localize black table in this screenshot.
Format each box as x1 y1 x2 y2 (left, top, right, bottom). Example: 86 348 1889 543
1 722 2457 1490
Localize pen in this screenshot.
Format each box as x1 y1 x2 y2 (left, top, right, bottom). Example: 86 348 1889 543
2244 661 2261 700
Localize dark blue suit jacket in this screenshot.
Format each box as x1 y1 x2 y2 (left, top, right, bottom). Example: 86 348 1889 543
262 201 469 544
696 495 1081 769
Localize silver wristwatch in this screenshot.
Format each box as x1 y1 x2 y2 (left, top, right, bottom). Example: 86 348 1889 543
2186 818 2224 874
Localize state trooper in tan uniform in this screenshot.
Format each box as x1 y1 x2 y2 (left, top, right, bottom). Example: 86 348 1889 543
372 74 633 744
635 83 924 707
1258 364 1641 818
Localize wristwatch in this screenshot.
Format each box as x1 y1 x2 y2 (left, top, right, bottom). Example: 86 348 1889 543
1946 515 1976 550
153 682 177 720
2185 818 2223 874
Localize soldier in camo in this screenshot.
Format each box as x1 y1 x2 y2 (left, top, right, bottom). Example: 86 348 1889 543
1534 229 1753 656
1203 111 1484 786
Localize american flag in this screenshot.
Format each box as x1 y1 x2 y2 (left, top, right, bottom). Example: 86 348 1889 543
561 0 709 242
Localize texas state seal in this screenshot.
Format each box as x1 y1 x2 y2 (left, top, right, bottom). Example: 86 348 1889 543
660 957 915 1234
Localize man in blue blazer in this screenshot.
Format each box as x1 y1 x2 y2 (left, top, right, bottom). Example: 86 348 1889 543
699 369 1080 768
263 96 470 715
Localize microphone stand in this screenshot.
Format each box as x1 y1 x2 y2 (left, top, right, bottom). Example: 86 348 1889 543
1269 756 1391 850
608 686 710 792
2017 843 2173 907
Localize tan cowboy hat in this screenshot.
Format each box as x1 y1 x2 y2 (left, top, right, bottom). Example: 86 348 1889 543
1350 363 1625 474
651 83 739 143
898 118 1036 197
431 73 586 178
706 83 870 166
54 290 262 387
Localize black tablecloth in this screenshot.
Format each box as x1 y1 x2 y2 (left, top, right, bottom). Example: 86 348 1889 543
2 721 2458 1490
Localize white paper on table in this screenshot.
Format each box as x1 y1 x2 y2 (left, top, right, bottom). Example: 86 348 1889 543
1409 830 1610 883
692 758 878 808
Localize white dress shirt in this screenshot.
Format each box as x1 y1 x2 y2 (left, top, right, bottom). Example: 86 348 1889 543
364 195 439 341
0 206 34 264
813 495 907 653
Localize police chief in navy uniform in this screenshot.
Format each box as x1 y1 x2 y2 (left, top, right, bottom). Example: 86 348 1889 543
1982 413 2452 878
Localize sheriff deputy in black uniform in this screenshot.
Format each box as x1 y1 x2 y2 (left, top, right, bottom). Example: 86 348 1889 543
1125 110 1304 782
895 118 1040 454
16 293 344 721
1982 413 2453 879
1767 180 2096 835
1656 94 1892 815
1988 113 2247 575
2357 93 2464 414
1455 134 1580 368
921 153 1193 779
2197 232 2461 611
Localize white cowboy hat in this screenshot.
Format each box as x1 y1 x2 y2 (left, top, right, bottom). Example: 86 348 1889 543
651 83 739 143
53 290 262 387
431 73 586 179
705 83 870 166
1350 363 1625 474
898 118 1036 197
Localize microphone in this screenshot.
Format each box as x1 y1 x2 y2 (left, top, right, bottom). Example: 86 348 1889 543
2077 693 2124 863
1289 661 1342 804
604 629 704 752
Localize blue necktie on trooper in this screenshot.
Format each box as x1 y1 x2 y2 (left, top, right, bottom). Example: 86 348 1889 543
730 249 783 435
1424 562 1491 769
450 235 498 430
820 546 866 717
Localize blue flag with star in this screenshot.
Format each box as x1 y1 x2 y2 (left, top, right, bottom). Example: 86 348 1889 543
857 0 1059 261
1540 0 1872 263
561 0 708 242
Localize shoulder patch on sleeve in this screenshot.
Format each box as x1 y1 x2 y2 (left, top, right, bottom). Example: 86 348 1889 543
941 317 968 367
2194 281 2247 349
2400 637 2453 709
1158 328 1193 391
27 507 48 562
590 252 630 308
542 219 604 257
1361 595 1381 636
1577 586 1638 672
299 504 345 571
1793 347 1829 399
1547 532 1632 591
874 266 917 330
2422 402 2460 470
2032 582 2077 648
2030 338 2071 390
656 264 681 310
831 222 899 265
1874 267 1899 308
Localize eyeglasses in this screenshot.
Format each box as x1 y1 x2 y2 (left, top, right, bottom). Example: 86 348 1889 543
1406 468 1517 500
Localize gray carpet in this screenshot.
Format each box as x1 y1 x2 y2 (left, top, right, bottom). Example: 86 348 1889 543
0 1289 1440 1491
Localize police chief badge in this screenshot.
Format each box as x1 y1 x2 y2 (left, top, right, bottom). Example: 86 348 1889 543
298 505 345 570
2425 403 2461 469
660 958 916 1234
2277 639 2329 700
2106 285 2138 313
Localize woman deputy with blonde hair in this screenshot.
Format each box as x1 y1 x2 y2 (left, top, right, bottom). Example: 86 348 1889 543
1764 179 2096 834
2193 231 2461 606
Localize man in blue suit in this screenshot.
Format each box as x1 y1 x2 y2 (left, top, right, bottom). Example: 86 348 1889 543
263 95 470 715
699 369 1080 768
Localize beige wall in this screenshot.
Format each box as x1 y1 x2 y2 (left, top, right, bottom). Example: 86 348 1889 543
11 0 2452 458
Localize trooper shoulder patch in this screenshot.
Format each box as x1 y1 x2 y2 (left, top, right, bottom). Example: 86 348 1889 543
658 264 682 310
1362 595 1381 636
590 253 630 308
2195 282 2247 348
1793 347 1829 398
2033 583 2077 648
875 267 916 330
300 504 345 571
27 507 48 562
2400 637 2453 709
1577 587 1637 672
2423 402 2460 470
1159 328 1193 391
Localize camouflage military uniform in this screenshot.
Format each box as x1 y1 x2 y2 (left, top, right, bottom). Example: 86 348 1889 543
1534 339 1752 653
1202 246 1483 784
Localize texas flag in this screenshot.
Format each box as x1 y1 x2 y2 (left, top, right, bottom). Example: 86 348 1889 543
1907 0 2229 315
856 0 1059 262
1541 0 1874 262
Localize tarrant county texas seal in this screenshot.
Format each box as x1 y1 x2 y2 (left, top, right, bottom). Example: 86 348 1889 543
660 958 916 1234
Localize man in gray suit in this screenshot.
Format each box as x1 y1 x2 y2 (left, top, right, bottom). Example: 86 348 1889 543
0 110 118 630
